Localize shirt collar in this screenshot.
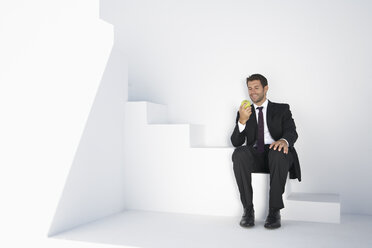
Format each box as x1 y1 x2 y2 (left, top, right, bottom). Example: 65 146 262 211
253 98 268 110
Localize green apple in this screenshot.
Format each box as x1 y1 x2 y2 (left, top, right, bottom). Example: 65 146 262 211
241 100 251 109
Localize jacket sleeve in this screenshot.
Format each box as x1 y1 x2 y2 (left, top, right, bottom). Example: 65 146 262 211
230 111 246 147
281 104 298 147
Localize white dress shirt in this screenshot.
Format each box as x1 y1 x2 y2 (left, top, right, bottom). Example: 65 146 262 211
237 98 289 147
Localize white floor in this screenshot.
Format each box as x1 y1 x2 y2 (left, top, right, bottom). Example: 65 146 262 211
51 210 372 248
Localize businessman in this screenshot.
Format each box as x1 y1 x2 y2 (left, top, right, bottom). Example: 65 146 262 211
230 74 301 229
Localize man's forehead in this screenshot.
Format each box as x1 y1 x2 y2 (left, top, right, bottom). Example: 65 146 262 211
247 80 261 87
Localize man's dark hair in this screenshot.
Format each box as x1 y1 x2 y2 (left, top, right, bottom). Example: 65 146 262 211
246 74 268 88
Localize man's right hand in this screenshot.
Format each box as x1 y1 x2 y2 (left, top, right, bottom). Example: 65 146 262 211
238 104 252 124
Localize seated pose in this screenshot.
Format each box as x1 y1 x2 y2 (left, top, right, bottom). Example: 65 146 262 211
230 74 301 229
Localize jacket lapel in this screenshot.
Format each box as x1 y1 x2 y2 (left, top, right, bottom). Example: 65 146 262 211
249 105 258 142
251 104 256 123
266 100 273 128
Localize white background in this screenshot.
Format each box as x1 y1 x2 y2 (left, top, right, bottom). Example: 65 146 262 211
1 0 372 247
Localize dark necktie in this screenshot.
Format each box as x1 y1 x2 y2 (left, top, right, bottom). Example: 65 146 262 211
257 106 264 153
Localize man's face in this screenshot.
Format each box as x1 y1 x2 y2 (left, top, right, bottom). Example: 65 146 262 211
247 80 268 104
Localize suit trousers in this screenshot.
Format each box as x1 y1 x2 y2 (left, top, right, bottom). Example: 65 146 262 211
232 144 294 210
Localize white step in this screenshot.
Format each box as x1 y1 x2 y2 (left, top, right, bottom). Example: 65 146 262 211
125 101 168 124
282 193 340 223
125 101 206 148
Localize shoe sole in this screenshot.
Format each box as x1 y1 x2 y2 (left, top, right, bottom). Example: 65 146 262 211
264 224 281 229
240 223 255 228
240 221 255 227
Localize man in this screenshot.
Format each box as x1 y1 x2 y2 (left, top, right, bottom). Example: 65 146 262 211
230 74 301 229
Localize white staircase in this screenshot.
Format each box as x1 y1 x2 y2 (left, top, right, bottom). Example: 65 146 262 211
123 101 340 223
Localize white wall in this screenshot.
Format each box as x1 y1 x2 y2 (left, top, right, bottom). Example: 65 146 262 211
101 0 372 215
48 47 128 236
0 0 114 247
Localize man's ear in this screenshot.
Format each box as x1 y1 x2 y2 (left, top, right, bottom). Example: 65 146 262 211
264 85 269 93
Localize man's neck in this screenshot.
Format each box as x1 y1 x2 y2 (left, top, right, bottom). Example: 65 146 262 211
255 97 267 107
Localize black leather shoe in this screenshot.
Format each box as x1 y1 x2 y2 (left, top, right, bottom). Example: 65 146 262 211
264 208 281 229
239 207 255 227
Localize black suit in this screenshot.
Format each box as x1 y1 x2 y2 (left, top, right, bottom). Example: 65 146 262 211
230 100 301 210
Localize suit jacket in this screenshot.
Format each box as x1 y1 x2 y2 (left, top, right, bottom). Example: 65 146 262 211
230 99 301 182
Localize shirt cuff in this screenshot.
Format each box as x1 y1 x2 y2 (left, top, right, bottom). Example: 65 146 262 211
238 121 246 133
280 138 289 147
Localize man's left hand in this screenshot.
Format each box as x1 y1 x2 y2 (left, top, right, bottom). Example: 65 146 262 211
269 140 288 154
